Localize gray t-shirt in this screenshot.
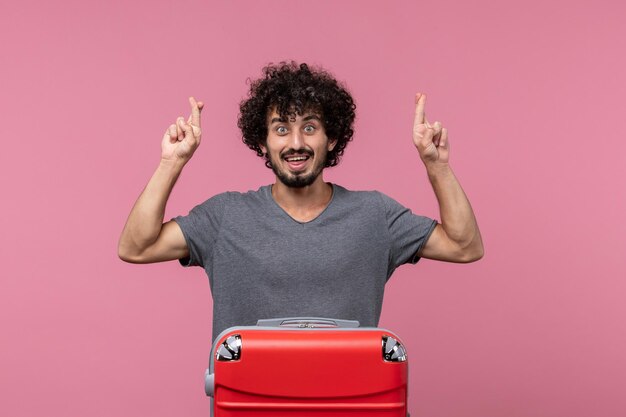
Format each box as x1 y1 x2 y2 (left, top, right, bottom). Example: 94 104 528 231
174 184 437 340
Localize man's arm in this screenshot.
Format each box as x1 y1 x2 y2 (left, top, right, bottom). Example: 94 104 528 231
412 93 484 263
118 97 203 264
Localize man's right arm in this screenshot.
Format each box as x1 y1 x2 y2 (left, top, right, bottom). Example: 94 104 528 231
118 160 189 263
118 97 203 264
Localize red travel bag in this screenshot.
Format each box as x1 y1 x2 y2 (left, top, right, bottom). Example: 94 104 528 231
204 317 410 417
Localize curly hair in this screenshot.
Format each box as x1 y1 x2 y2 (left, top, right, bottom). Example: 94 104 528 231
238 61 356 168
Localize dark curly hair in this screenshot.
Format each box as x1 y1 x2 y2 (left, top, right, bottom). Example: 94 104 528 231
238 61 356 168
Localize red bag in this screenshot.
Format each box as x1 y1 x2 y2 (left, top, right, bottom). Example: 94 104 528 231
205 317 410 417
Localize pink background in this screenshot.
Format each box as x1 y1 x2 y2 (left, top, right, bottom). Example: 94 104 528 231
1 0 625 416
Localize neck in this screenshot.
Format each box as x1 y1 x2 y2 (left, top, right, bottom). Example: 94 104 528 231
271 175 333 216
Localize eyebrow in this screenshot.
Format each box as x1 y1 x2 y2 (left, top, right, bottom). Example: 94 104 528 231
303 114 321 122
269 117 285 124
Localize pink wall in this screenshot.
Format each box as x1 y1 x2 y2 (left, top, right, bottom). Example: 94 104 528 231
1 0 625 416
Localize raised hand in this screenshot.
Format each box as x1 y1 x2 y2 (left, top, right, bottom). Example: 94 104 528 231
412 93 449 165
161 97 204 164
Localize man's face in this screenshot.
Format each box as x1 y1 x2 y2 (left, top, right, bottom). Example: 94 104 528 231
262 108 336 188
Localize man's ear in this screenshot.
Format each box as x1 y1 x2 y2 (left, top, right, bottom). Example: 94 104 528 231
260 143 267 155
328 138 338 151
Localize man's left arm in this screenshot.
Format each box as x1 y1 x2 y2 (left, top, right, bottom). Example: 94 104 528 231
412 93 484 263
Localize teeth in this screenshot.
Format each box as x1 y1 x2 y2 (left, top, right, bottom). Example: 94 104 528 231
286 156 308 162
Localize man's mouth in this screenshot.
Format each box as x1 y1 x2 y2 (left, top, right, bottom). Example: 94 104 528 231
282 153 312 171
284 155 310 162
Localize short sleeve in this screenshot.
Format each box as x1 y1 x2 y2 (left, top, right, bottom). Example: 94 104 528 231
377 192 438 269
172 193 228 268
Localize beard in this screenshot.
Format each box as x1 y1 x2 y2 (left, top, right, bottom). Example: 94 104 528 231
268 149 327 188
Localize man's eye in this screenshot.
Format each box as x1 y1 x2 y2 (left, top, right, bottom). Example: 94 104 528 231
304 125 315 133
276 126 287 134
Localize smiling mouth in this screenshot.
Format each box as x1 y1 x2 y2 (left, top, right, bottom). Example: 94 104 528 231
284 155 310 162
282 153 311 171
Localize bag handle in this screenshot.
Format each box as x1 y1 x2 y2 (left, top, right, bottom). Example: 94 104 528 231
255 317 360 328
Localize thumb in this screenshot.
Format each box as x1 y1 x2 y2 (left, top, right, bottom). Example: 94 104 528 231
415 124 434 142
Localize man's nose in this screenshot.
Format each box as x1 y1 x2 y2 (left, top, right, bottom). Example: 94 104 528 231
288 129 305 150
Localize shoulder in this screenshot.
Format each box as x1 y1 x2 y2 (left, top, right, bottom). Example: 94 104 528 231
332 184 387 205
333 184 402 213
193 186 271 209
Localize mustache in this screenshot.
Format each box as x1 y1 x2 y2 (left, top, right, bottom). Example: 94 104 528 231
281 149 314 158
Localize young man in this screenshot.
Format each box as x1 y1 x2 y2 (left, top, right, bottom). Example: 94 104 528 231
118 62 483 340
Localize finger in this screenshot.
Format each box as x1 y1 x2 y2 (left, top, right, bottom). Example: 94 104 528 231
189 96 202 127
414 92 426 125
433 121 442 133
176 117 184 140
433 122 443 147
422 117 437 147
439 127 449 148
168 124 178 143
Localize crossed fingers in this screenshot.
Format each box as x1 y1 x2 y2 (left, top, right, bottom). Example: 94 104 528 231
169 97 203 142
